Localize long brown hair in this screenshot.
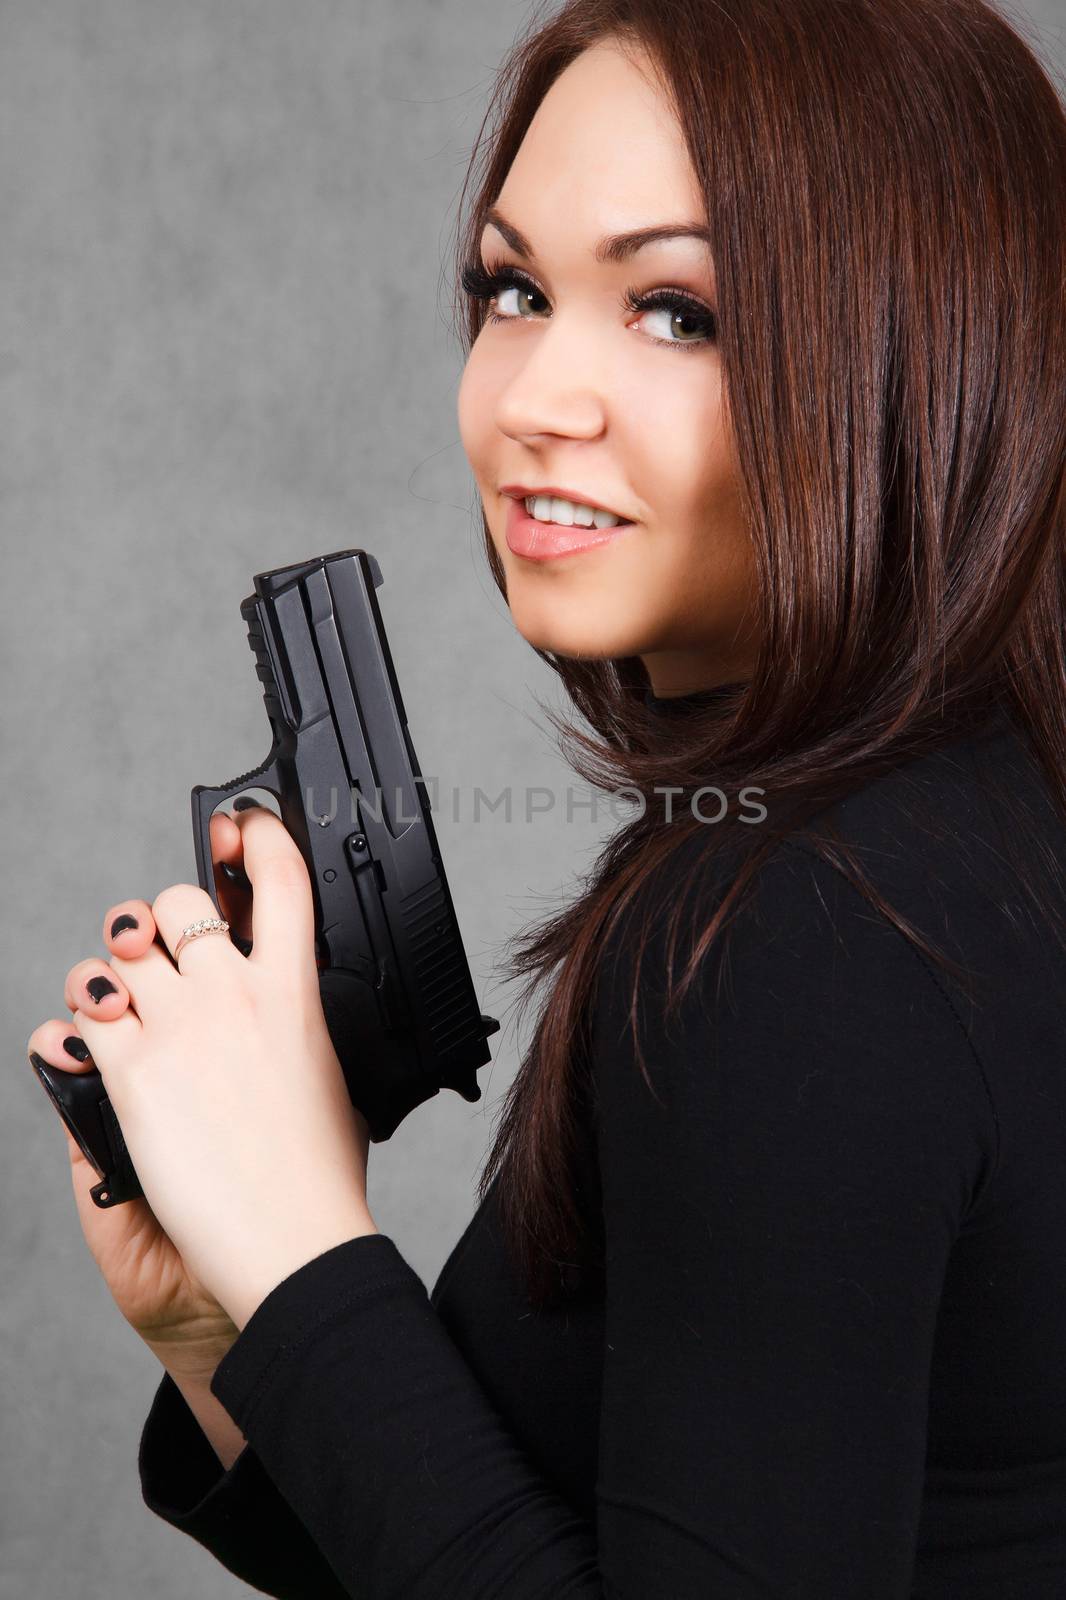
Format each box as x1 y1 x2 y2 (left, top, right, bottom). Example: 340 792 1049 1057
446 0 1066 1308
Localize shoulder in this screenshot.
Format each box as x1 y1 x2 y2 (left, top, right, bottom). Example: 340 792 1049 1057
595 825 972 1084
589 718 1037 1196
611 710 1056 1006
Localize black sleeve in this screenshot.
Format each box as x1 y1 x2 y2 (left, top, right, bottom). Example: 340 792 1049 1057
139 1369 351 1597
140 839 998 1598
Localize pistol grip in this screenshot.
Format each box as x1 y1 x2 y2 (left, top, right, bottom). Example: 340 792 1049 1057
318 966 438 1142
29 1054 142 1208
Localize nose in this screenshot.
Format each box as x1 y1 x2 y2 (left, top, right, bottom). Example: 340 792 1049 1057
493 315 607 446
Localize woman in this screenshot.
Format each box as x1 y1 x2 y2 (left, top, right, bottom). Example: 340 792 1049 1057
26 0 1066 1594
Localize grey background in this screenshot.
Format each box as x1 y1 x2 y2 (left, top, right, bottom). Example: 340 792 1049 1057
2 1 1063 1595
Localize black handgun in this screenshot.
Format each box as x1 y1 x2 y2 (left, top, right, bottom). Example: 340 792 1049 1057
32 549 499 1208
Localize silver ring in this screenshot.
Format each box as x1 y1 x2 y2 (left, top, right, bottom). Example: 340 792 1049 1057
173 918 231 962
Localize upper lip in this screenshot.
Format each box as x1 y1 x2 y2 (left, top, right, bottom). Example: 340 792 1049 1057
500 483 634 521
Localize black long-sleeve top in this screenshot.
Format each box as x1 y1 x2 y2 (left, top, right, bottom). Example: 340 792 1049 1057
137 696 1066 1597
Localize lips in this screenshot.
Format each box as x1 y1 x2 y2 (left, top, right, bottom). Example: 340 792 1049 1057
504 493 635 563
499 484 633 524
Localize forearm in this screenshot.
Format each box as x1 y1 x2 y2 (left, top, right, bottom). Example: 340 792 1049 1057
147 1204 379 1473
167 1367 248 1471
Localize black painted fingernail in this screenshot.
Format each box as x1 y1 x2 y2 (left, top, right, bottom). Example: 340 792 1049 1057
110 913 139 938
63 1036 91 1062
233 796 262 812
220 860 252 887
86 975 118 1003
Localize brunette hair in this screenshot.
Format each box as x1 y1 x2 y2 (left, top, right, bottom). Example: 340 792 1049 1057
447 0 1066 1307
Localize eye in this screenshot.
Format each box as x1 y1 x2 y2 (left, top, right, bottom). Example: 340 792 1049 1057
623 287 718 351
460 258 718 353
460 262 549 322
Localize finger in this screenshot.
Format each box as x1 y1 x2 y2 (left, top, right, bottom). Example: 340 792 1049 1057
73 1002 143 1081
233 804 317 977
211 808 245 872
27 1027 139 1205
151 881 244 974
27 1024 112 1181
27 1018 97 1073
101 900 156 959
63 958 132 1020
94 898 188 1015
210 809 253 946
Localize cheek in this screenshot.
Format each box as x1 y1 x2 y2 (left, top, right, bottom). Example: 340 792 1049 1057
623 361 733 531
627 372 750 627
457 346 497 482
669 379 723 496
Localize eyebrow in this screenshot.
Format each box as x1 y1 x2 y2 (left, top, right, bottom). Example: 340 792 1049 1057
483 205 713 265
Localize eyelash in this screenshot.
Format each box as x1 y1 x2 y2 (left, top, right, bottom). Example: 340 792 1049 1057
459 259 718 354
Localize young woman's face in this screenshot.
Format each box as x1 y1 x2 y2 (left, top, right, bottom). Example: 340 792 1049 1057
458 38 758 696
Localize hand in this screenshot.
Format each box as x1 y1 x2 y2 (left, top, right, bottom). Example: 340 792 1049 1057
49 804 376 1332
25 812 255 1378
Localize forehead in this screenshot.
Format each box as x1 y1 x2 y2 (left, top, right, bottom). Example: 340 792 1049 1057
492 39 703 241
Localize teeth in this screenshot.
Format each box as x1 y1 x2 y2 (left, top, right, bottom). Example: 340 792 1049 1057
524 495 623 529
592 506 622 529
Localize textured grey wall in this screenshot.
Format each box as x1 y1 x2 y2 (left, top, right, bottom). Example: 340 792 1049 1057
3 1 1063 1595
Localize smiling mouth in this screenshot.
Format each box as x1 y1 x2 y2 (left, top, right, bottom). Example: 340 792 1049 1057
500 486 636 528
518 499 633 531
503 493 636 563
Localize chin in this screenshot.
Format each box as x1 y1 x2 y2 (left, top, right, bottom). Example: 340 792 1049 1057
506 587 644 662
